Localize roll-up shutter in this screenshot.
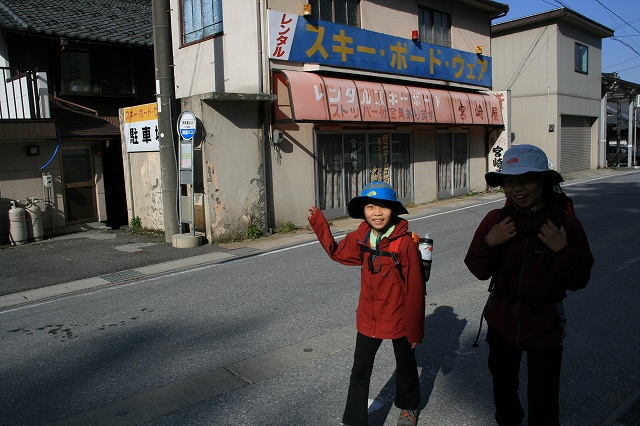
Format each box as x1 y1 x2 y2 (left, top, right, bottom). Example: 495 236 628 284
560 115 592 172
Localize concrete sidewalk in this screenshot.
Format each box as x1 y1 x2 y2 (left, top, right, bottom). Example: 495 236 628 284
0 208 365 310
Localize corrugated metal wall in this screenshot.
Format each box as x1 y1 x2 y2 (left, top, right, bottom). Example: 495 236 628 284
560 115 592 172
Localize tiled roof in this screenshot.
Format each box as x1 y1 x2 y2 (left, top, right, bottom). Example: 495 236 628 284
0 0 152 47
607 103 640 129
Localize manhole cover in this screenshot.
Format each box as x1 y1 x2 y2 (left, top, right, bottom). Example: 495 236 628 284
100 270 144 283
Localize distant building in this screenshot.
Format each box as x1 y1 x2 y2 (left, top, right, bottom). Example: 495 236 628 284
491 7 614 172
602 73 640 166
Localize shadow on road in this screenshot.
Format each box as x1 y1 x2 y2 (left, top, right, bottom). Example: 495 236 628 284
367 305 467 425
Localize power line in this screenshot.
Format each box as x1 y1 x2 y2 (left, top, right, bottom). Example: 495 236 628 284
595 0 640 52
614 64 640 73
603 54 640 70
610 37 640 57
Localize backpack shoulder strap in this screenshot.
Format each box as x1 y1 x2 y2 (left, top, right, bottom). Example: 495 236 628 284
550 206 565 229
501 203 513 220
503 199 565 228
360 233 411 282
388 235 403 254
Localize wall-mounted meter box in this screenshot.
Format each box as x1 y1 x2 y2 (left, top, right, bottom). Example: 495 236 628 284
272 130 284 145
42 173 53 188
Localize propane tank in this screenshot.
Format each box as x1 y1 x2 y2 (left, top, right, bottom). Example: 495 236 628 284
24 199 44 242
9 201 28 245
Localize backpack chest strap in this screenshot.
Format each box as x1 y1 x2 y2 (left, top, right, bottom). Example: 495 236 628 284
360 243 404 281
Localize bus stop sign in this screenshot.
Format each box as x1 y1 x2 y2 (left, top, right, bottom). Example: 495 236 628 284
178 110 196 140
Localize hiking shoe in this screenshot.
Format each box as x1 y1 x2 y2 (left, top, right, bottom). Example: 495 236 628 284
397 409 418 426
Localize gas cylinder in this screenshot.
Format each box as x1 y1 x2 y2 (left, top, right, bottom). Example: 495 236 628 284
25 200 44 242
9 201 28 245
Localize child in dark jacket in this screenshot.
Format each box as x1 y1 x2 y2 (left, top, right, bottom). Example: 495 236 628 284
464 144 594 426
308 181 425 426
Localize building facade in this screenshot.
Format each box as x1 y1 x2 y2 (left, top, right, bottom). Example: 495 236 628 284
167 0 509 240
0 0 156 244
491 8 614 172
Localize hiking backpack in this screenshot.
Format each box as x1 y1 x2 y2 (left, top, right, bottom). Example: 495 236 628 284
360 231 430 292
471 191 576 347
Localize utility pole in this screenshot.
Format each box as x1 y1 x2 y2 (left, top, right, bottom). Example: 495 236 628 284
152 0 179 242
616 100 621 169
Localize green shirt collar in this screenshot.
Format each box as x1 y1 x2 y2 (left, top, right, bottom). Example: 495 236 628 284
369 225 395 249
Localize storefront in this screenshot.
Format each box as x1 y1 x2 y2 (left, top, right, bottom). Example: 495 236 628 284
272 69 503 217
249 6 510 225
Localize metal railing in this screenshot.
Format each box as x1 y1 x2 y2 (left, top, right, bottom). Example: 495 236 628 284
0 67 50 119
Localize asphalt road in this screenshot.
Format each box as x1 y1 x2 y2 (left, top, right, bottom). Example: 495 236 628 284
1 168 639 425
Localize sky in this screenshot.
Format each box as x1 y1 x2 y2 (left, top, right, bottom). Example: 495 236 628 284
494 0 640 84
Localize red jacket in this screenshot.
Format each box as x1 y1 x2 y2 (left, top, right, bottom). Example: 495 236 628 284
464 204 594 350
309 209 425 344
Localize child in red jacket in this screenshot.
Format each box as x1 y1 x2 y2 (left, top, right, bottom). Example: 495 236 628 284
465 145 594 425
308 181 425 426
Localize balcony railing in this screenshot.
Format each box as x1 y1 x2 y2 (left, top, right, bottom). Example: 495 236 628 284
0 67 50 120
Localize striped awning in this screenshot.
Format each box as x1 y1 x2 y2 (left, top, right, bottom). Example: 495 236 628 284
273 70 503 126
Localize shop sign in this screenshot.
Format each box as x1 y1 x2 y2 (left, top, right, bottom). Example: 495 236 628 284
123 103 159 152
268 10 492 88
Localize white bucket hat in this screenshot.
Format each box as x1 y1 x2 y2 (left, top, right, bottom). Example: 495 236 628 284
485 144 563 188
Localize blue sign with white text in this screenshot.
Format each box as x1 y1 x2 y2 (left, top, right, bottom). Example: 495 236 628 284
268 11 492 88
178 111 196 140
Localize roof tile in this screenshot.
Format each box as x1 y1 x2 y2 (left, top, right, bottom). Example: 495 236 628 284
0 0 152 46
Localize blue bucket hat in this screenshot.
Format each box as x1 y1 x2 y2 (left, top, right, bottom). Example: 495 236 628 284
485 144 563 188
347 181 409 219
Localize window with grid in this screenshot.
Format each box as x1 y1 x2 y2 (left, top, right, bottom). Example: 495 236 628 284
308 0 360 27
575 43 588 74
182 0 223 45
61 49 135 95
418 6 451 47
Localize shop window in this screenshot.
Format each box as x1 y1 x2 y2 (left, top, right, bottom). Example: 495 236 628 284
418 6 451 47
575 43 588 74
437 131 468 198
61 49 135 95
182 0 223 44
309 0 360 27
316 132 411 217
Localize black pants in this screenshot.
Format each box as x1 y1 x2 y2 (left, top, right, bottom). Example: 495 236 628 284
342 332 420 426
486 326 563 426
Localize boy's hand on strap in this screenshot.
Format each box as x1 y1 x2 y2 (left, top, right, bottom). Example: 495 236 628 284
538 219 568 252
484 216 516 248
